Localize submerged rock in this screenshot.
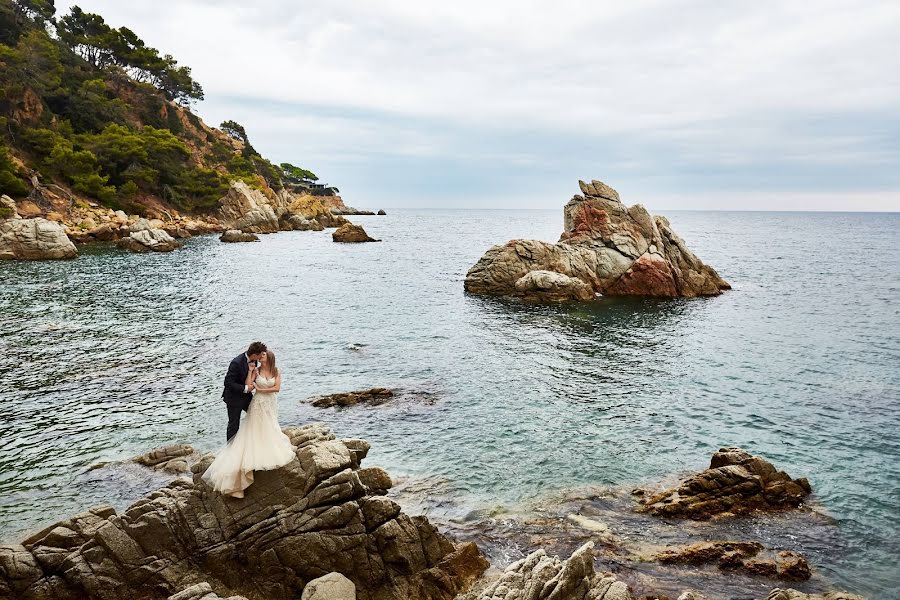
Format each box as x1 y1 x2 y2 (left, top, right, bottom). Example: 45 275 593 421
0 423 488 599
131 444 199 474
310 388 395 408
638 447 811 519
464 180 730 302
653 541 811 581
219 230 259 243
332 222 378 243
0 196 77 260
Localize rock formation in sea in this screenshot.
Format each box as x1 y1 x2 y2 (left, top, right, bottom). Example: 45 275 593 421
310 388 395 408
333 223 379 243
0 195 77 260
0 423 488 600
218 230 259 243
216 181 348 234
464 180 730 302
653 541 811 580
637 447 811 518
116 218 182 253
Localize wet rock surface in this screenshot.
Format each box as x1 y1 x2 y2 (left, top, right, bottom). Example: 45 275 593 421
310 388 395 408
464 180 730 302
131 444 199 474
0 423 488 600
653 541 811 581
637 447 812 518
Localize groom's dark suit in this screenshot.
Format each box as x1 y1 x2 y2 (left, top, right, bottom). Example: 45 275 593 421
223 353 253 441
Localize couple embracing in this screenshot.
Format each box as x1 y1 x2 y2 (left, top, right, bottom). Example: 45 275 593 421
202 342 295 498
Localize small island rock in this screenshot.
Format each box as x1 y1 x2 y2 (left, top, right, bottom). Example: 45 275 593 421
332 222 378 243
219 230 259 243
377 209 387 215
464 180 730 302
117 228 181 253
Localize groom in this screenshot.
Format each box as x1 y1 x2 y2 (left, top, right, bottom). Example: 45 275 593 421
222 341 267 441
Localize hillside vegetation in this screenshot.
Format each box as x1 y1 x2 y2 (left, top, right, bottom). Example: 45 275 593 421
0 0 324 215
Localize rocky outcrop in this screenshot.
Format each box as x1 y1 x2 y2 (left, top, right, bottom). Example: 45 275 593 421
219 230 259 243
653 541 811 580
514 270 595 302
0 423 487 600
131 444 199 474
0 196 77 260
458 542 633 600
216 181 280 233
638 447 811 519
377 209 386 216
167 582 246 600
464 180 730 302
333 223 378 243
311 388 395 408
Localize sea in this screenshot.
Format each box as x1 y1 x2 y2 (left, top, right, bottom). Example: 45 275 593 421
1 209 897 598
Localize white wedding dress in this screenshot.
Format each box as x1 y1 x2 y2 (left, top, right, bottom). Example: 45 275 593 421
202 372 295 496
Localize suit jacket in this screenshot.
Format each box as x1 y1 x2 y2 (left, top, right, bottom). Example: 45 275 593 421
223 353 253 410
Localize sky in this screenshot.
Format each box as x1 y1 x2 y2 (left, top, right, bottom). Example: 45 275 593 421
62 1 900 211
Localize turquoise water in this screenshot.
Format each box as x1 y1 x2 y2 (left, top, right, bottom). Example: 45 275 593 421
1 210 898 597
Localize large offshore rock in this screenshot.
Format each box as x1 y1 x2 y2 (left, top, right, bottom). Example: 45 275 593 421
332 222 378 243
464 180 730 302
218 230 259 243
0 423 488 600
638 447 812 518
0 196 77 260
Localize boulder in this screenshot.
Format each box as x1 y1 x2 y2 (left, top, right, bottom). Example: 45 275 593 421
377 209 386 216
0 197 77 260
301 572 355 600
0 423 488 600
332 222 378 243
310 388 395 408
464 180 730 302
219 230 259 243
765 590 864 600
653 541 810 581
117 228 181 253
638 447 812 519
459 542 633 600
284 214 325 231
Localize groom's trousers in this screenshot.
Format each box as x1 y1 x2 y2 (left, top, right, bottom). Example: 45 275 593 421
226 403 243 441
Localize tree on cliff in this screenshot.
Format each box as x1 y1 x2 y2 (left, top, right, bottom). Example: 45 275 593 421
280 163 318 183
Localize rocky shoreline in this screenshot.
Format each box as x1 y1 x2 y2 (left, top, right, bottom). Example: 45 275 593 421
0 181 380 260
0 429 867 600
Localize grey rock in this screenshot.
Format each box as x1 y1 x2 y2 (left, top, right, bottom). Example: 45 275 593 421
132 444 198 473
117 228 181 253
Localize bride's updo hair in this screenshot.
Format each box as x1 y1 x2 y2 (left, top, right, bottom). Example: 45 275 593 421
265 350 278 376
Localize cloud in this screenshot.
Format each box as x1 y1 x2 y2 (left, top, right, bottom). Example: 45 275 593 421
62 0 900 210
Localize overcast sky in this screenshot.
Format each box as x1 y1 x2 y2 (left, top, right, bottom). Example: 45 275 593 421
63 1 900 211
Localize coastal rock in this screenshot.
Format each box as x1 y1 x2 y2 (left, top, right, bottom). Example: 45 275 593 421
311 388 394 408
514 269 595 302
0 199 78 260
0 423 487 600
332 223 378 243
639 447 811 519
167 582 247 600
132 444 199 474
464 180 730 302
377 209 387 216
217 181 280 233
116 228 181 253
301 572 356 600
284 215 325 231
459 542 633 600
219 230 259 243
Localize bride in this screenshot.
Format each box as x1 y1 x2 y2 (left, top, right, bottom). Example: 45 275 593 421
202 350 295 498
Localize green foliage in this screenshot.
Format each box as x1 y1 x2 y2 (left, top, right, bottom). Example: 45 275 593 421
280 162 318 182
0 141 28 197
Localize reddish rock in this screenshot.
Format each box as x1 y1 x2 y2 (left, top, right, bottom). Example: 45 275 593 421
604 253 679 297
